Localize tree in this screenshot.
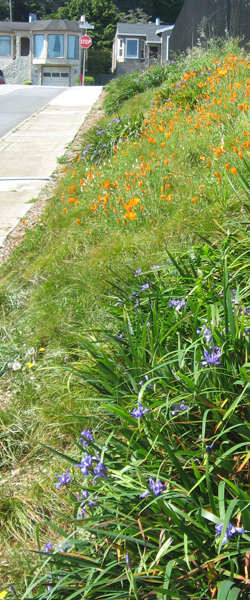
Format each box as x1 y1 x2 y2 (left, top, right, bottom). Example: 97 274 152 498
122 8 151 23
0 0 9 20
87 47 111 74
86 0 120 49
50 0 120 49
49 0 87 20
113 0 185 24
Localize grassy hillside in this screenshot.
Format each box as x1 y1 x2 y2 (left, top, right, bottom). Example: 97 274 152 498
1 39 250 598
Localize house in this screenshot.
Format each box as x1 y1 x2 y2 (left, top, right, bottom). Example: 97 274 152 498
0 16 83 86
169 0 250 57
112 21 174 77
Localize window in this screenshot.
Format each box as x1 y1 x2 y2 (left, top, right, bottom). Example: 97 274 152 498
52 72 60 77
48 34 63 58
61 72 69 77
0 36 11 56
149 46 158 59
68 35 78 59
126 38 138 59
118 38 124 58
34 35 44 58
141 39 146 60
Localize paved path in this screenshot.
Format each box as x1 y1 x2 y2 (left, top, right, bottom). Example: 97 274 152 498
0 86 102 246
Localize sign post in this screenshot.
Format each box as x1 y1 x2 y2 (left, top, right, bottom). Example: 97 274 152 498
79 15 94 86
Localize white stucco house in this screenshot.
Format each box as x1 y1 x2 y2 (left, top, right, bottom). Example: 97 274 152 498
0 16 83 86
112 21 174 76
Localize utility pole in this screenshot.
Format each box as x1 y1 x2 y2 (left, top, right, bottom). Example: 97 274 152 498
9 0 13 21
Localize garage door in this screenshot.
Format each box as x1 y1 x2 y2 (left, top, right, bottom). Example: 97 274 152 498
42 67 70 87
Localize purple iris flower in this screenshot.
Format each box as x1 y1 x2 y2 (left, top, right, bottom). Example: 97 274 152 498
79 429 95 447
197 325 212 343
125 551 131 570
135 268 142 277
74 454 93 475
169 298 187 312
130 402 150 420
215 521 246 546
77 489 97 516
146 321 150 328
45 542 53 553
201 346 222 367
141 478 167 498
206 442 214 456
151 264 160 270
138 376 153 389
171 402 188 416
93 461 108 483
141 282 150 291
55 469 73 489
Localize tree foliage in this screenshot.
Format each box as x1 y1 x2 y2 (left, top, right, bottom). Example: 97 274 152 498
113 0 185 24
121 8 151 23
0 0 9 20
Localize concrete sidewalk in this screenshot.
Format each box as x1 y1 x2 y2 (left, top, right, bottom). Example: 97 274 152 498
0 86 102 246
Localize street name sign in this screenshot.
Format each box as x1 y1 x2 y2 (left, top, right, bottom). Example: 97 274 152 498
79 22 94 29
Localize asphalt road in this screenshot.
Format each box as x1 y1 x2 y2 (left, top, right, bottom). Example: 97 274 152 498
0 85 66 139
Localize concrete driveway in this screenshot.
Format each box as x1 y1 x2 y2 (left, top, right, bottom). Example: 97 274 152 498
0 85 102 246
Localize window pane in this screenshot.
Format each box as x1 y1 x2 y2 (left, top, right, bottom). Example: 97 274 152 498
48 35 63 58
68 35 78 59
126 39 138 58
0 36 11 56
34 35 44 58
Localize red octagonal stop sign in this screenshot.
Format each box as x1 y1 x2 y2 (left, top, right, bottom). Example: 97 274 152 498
79 35 92 49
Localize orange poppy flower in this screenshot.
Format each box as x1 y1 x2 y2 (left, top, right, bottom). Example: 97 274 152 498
124 211 136 221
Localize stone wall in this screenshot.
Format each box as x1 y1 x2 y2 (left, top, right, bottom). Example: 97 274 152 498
4 56 31 84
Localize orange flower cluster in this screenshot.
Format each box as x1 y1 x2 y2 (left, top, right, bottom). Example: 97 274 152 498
58 53 249 228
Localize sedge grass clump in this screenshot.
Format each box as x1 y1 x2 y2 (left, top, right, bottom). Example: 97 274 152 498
81 111 144 164
26 232 250 600
104 62 173 115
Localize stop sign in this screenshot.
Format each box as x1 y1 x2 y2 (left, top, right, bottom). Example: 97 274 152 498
79 35 92 49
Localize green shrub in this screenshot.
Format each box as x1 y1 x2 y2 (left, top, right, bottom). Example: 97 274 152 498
84 76 95 86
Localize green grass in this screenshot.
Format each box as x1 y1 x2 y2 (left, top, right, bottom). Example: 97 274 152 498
1 38 250 595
